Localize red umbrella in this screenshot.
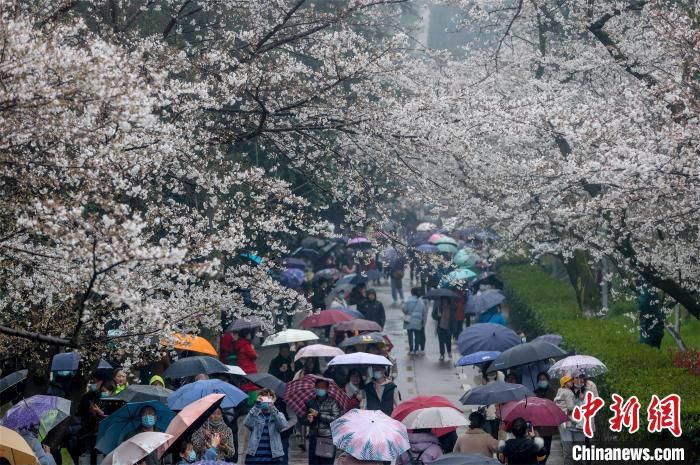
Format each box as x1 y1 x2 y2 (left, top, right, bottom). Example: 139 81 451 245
499 397 569 428
300 310 353 328
284 375 353 417
334 319 382 333
391 395 462 437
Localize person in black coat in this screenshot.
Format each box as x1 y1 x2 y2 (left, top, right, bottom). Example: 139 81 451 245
498 417 546 465
358 289 385 329
269 344 295 383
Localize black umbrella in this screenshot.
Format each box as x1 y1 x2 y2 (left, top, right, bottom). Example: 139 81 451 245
115 384 173 403
350 274 369 285
96 359 113 370
294 248 320 260
283 257 307 269
164 356 229 379
243 373 287 398
459 382 532 406
50 352 80 372
423 288 460 300
432 453 502 465
339 332 386 348
470 272 504 290
226 317 263 333
0 369 28 405
490 341 567 371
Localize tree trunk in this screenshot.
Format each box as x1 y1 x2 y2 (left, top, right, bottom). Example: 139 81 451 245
561 250 602 315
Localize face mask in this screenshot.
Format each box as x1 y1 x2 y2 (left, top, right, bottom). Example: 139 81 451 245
520 336 527 343
186 450 197 463
141 415 156 427
88 383 98 392
100 391 111 398
57 371 72 377
487 374 497 381
316 389 327 398
260 402 270 410
537 381 549 389
574 383 583 389
209 419 224 427
373 371 383 380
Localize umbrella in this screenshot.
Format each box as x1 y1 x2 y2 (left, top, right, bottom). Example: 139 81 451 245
455 351 501 367
242 374 287 398
499 397 570 428
168 334 218 356
365 270 382 281
96 401 175 454
350 274 369 285
158 394 224 459
347 237 372 249
380 247 398 263
339 332 386 348
331 409 409 461
416 222 437 231
285 375 353 417
401 407 468 429
416 244 438 254
428 233 447 244
465 289 505 314
423 289 460 300
441 269 477 288
0 370 28 404
225 317 263 333
337 273 358 285
432 453 502 465
283 257 307 269
262 329 319 346
300 310 352 328
327 353 392 367
547 355 607 378
294 344 345 361
164 356 228 379
470 272 503 290
457 323 520 356
533 334 563 346
101 432 172 465
436 243 458 255
491 341 567 371
334 319 382 333
167 380 246 410
280 268 305 288
1 395 71 437
313 268 342 282
225 365 246 376
453 249 478 268
302 236 326 249
116 385 173 404
0 425 37 465
338 307 365 319
435 236 457 246
391 395 462 437
459 382 532 406
240 252 263 265
294 248 320 260
49 352 80 372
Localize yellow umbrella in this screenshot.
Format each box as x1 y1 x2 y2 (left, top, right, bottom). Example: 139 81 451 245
0 425 38 465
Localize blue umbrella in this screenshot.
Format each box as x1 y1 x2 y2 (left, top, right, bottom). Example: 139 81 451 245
459 382 532 406
440 269 477 289
50 352 80 372
167 380 247 410
457 323 521 356
338 307 364 319
240 252 263 265
96 400 174 454
465 289 505 314
416 243 438 254
280 268 305 288
455 351 501 367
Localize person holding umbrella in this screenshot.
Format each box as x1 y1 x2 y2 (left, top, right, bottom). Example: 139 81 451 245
554 375 579 463
269 344 295 383
359 289 386 330
453 411 498 457
301 379 341 465
125 405 163 465
347 283 366 307
532 372 557 464
435 297 454 362
191 407 235 460
363 366 400 416
498 417 546 464
244 391 289 465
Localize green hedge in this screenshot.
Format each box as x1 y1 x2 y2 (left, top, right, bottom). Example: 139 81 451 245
499 264 700 448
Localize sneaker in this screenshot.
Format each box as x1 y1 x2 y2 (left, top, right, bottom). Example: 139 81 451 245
408 351 415 356
418 350 425 355
447 353 453 360
439 355 445 362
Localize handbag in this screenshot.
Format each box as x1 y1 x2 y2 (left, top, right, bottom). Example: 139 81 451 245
403 300 417 323
314 436 336 458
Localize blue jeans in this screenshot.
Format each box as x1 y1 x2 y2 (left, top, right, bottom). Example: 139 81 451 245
390 277 403 302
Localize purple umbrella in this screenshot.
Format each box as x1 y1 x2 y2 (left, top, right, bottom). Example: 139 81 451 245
2 395 71 435
225 317 263 333
280 268 305 288
347 237 372 249
533 334 563 346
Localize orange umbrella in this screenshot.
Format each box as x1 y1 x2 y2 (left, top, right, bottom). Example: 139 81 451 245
165 334 218 356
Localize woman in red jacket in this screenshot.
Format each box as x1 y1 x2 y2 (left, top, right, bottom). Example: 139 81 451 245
232 329 258 373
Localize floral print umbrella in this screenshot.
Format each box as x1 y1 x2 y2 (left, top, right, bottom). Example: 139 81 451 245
331 409 409 461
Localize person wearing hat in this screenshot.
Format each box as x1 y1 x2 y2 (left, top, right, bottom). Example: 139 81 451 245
149 375 166 387
554 374 576 464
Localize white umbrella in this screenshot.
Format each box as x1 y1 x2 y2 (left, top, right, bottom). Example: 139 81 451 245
416 222 438 231
548 355 607 377
101 432 172 465
226 365 246 376
293 344 345 362
401 407 468 429
327 353 392 367
262 329 319 347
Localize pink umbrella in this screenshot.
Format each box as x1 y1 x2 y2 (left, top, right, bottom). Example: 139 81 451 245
331 409 410 461
499 397 569 428
293 344 345 362
157 394 224 459
300 310 353 328
102 432 172 465
334 319 382 333
347 237 372 249
428 233 447 244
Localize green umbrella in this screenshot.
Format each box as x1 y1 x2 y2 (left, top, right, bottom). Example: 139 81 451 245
437 243 458 255
453 248 478 268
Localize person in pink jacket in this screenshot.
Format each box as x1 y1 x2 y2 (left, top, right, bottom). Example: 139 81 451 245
395 429 443 465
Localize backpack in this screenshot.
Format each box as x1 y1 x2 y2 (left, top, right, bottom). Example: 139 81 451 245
407 449 427 465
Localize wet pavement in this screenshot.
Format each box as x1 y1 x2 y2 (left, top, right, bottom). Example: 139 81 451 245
256 276 564 464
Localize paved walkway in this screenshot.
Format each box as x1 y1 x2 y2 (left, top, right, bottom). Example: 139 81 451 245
256 277 565 465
